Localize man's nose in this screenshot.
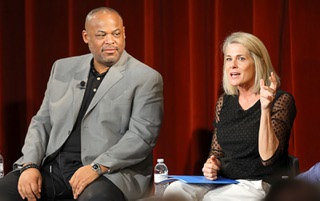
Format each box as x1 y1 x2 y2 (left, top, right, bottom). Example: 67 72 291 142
104 34 115 44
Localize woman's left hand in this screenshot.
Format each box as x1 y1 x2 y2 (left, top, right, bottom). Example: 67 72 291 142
260 72 278 110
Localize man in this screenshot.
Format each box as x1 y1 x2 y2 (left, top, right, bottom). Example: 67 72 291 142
0 7 163 201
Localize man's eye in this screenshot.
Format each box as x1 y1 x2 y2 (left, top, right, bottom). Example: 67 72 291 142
225 58 231 61
96 34 105 38
113 32 120 37
238 57 245 61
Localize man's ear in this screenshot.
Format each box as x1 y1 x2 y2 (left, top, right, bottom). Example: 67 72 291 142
82 30 89 43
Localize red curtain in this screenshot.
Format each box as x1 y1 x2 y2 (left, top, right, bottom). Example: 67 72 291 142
0 0 319 175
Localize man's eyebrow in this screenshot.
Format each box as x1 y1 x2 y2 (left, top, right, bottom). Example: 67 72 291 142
96 30 106 34
95 29 120 34
112 29 120 33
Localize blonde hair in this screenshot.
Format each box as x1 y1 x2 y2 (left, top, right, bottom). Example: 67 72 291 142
222 32 280 95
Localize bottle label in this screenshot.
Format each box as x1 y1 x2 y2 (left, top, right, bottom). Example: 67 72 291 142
0 163 3 178
154 173 168 183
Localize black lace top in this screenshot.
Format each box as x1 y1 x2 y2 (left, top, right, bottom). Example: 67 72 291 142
209 90 296 183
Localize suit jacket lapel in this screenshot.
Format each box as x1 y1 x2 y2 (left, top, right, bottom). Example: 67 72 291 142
71 55 92 124
84 51 129 118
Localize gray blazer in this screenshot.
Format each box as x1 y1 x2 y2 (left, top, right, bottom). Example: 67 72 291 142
14 51 164 200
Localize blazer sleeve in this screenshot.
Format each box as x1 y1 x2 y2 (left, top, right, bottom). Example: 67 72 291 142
13 63 56 168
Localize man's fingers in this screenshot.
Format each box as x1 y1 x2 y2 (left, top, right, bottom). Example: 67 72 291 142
30 183 41 199
18 185 26 199
25 188 36 200
69 175 74 185
27 197 37 201
18 183 33 200
69 175 78 195
37 179 42 195
74 182 88 199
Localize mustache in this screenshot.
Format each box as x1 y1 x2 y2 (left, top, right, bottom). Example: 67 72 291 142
102 46 118 51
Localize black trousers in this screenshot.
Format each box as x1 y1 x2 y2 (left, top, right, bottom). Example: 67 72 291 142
0 162 126 201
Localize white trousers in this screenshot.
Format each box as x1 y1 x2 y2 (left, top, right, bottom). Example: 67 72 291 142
163 180 268 201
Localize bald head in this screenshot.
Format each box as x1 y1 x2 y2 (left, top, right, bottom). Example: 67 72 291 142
85 7 123 30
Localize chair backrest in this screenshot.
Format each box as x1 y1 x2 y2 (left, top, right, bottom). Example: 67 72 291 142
287 155 300 178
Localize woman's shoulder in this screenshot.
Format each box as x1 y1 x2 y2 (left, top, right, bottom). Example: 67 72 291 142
220 93 239 103
215 93 239 111
275 89 295 102
273 90 296 115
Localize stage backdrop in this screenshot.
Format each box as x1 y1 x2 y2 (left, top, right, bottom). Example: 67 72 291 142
0 0 319 175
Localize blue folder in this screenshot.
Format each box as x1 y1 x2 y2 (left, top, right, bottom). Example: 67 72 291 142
165 175 239 184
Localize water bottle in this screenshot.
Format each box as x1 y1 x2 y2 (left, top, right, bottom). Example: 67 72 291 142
0 152 4 178
154 158 169 197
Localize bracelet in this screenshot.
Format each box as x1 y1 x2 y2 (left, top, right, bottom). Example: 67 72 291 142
20 163 39 174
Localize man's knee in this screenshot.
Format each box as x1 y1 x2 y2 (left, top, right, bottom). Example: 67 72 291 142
78 188 125 201
78 191 109 201
0 171 23 201
78 177 126 201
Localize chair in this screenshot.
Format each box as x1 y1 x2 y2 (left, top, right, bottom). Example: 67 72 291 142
287 155 300 178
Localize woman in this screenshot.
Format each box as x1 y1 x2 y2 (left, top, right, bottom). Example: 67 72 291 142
164 32 296 201
296 162 320 184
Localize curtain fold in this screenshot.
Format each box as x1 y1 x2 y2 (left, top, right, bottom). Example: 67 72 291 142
0 0 319 175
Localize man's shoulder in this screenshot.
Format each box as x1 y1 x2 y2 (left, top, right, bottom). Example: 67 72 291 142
50 54 92 75
125 53 160 76
55 53 92 64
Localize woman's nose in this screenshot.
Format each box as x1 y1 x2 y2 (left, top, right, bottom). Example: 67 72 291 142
230 60 237 69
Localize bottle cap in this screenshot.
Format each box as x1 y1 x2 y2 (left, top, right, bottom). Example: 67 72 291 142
157 158 164 163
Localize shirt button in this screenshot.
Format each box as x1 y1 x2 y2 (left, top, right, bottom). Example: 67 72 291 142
93 88 97 92
97 77 101 80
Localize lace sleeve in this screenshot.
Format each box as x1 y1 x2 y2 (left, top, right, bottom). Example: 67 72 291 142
209 95 224 159
262 92 297 165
